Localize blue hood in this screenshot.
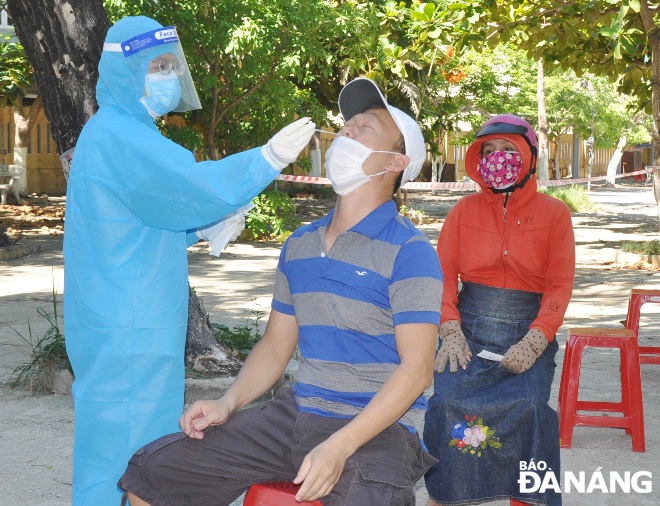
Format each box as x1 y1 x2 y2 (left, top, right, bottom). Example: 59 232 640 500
96 16 167 118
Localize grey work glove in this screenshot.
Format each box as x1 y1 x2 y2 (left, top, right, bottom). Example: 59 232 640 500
261 117 316 170
500 328 548 374
435 320 472 373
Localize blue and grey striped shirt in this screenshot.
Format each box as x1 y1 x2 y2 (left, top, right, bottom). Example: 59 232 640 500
272 200 443 436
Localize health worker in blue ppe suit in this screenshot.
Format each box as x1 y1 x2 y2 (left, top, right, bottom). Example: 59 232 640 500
63 15 315 506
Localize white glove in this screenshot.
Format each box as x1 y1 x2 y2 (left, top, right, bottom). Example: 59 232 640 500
208 215 245 256
261 117 316 170
197 204 254 256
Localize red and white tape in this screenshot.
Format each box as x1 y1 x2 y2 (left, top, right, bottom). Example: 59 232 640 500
276 168 652 192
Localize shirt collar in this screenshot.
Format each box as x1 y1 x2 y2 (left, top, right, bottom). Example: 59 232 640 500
310 200 399 239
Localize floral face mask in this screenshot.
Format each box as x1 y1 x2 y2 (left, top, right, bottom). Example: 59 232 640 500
476 150 523 189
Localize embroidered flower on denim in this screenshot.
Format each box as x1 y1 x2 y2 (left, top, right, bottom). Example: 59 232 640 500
448 414 501 456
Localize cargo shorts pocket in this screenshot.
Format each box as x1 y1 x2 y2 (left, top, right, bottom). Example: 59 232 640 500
128 431 190 466
338 425 437 506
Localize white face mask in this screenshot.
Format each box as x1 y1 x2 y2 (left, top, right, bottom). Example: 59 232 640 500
323 135 400 195
140 73 182 118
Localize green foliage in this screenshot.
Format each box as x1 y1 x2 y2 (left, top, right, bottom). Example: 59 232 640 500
0 35 34 105
246 189 300 240
539 185 597 213
211 308 265 360
156 120 205 154
452 1 657 118
105 0 376 158
296 155 313 175
621 240 660 255
10 286 71 393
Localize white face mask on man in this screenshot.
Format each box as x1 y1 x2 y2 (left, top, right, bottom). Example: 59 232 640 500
323 135 400 195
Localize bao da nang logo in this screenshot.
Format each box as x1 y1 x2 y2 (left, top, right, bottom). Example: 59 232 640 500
518 460 652 494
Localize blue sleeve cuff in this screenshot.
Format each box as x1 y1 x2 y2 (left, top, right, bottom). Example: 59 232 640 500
393 311 441 326
272 298 295 316
186 229 200 247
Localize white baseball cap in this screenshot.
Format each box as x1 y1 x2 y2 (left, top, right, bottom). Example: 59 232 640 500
338 78 426 183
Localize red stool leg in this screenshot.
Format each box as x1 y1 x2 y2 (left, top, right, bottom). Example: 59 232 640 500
621 337 645 452
557 338 570 445
559 336 586 449
625 292 644 336
625 290 660 365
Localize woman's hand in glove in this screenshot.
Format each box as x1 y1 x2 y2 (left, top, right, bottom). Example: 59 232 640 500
500 328 548 374
435 320 472 373
262 117 316 170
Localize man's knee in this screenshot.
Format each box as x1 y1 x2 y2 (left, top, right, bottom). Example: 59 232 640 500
124 492 152 506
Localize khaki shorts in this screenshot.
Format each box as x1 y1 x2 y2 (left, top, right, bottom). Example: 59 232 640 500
118 385 436 505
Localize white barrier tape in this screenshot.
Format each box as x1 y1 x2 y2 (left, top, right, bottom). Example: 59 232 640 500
275 168 652 191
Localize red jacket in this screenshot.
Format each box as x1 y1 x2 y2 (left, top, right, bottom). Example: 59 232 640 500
437 134 575 341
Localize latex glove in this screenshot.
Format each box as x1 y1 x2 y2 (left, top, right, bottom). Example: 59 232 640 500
261 117 316 170
500 328 548 374
208 214 245 256
435 320 472 373
197 204 253 256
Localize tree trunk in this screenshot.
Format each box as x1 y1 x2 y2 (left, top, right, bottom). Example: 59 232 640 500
309 131 321 177
11 96 41 195
640 0 660 234
536 58 549 182
606 134 627 187
185 287 242 376
653 165 660 237
7 0 108 164
552 137 561 179
7 0 240 374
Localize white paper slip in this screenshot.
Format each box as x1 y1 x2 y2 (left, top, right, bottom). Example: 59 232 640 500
477 350 505 362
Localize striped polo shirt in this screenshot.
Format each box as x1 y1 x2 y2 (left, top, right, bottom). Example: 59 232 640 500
272 200 443 436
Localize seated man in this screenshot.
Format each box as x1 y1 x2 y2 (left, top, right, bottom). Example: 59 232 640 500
118 78 444 506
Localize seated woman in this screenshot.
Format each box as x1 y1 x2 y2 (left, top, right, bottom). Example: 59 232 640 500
424 114 575 506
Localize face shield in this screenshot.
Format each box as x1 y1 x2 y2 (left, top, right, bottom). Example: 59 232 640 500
103 26 201 114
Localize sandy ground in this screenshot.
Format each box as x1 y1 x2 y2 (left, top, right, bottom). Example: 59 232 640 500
1 181 660 505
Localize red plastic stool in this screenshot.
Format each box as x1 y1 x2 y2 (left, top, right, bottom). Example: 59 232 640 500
558 328 645 452
243 482 322 505
625 289 660 364
245 483 529 506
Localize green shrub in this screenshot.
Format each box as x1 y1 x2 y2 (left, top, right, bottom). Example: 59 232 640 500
212 308 265 360
246 189 300 240
539 185 596 212
10 286 71 393
621 240 660 255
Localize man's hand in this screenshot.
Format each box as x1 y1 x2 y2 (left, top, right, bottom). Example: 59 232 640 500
261 117 316 170
178 398 234 439
435 320 472 373
293 436 352 502
500 328 548 374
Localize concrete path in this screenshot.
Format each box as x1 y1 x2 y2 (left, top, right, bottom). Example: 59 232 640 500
1 183 659 505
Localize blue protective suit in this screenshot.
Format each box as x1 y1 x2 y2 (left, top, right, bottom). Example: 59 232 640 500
63 16 279 505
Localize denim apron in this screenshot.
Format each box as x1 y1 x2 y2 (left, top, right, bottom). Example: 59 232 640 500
424 282 561 506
